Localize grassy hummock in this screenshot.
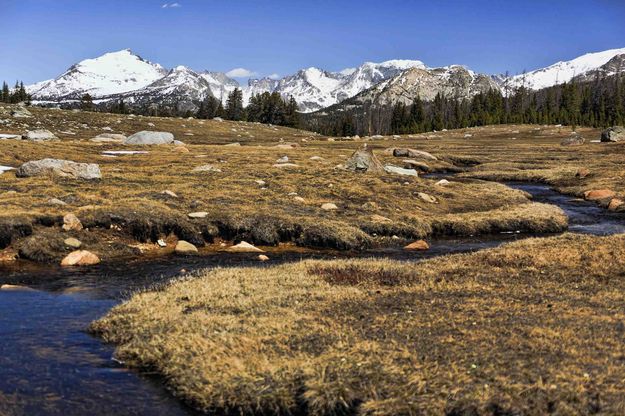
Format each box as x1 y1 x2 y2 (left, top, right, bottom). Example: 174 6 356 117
92 233 625 415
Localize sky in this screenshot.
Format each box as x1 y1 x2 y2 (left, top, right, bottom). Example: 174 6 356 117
1 0 624 84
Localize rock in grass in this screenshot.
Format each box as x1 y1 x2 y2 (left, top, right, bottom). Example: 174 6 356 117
392 148 437 160
192 164 222 173
11 107 32 118
64 237 82 249
62 214 83 231
91 133 126 143
175 240 198 255
436 179 451 186
561 134 585 146
345 145 384 173
124 131 174 145
61 250 100 266
16 159 102 180
162 190 178 198
601 126 625 142
370 214 392 223
384 165 418 177
188 211 208 219
402 160 430 172
576 168 590 178
23 129 58 141
321 203 338 211
584 189 616 201
404 240 430 250
48 198 67 206
273 163 299 168
258 254 270 261
226 241 264 253
417 192 437 203
608 198 624 212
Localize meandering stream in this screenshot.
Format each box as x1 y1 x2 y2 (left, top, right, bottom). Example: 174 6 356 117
1 181 624 415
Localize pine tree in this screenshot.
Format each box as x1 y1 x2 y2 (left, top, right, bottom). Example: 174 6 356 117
225 88 244 121
80 93 94 111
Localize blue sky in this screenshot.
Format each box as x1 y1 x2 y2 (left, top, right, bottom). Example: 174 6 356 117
1 0 624 84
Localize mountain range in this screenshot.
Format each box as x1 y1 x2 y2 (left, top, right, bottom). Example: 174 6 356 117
26 47 625 114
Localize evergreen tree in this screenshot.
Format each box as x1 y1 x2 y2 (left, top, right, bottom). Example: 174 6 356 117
225 88 244 121
80 93 94 111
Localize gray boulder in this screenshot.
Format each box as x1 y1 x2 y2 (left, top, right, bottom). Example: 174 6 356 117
11 107 32 118
23 129 58 141
345 145 384 173
601 126 625 143
16 159 102 180
124 131 174 145
384 165 419 177
561 135 585 146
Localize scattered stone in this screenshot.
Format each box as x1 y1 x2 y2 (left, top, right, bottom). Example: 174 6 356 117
371 214 392 223
223 142 241 147
173 140 186 146
321 203 338 211
226 241 264 253
435 179 451 186
162 190 178 198
310 156 324 161
124 131 174 145
188 211 208 219
584 189 616 201
11 107 32 118
392 148 437 160
61 250 100 266
64 237 82 249
91 133 126 143
561 135 585 146
173 146 190 153
62 213 83 231
258 254 270 261
175 240 198 255
293 196 306 203
48 198 67 206
0 134 21 140
404 240 430 251
608 198 624 212
192 164 222 173
384 165 418 177
157 239 167 247
16 159 102 180
601 126 625 142
276 155 289 163
576 168 590 179
273 163 299 168
213 117 224 122
345 145 384 173
417 192 437 203
255 179 266 186
23 129 58 141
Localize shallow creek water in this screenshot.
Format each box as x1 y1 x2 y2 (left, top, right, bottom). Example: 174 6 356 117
1 182 624 415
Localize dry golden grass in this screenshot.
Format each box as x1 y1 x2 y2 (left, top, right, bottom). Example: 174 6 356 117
91 233 625 415
0 106 575 262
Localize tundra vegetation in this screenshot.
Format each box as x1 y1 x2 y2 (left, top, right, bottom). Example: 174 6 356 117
2 104 625 414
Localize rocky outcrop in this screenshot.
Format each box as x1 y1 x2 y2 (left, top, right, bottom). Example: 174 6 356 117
91 133 127 143
345 146 384 173
23 129 58 141
16 159 102 180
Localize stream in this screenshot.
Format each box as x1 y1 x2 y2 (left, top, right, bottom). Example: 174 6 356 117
1 181 624 415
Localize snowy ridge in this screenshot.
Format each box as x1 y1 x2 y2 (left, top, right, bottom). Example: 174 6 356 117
506 47 625 90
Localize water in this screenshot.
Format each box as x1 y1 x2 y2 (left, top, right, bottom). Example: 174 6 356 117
0 182 623 415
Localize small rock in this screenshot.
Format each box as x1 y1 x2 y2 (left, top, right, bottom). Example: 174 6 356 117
417 192 437 203
173 146 189 153
384 165 419 177
255 179 266 186
62 213 83 231
48 198 67 206
61 250 100 266
192 164 222 173
157 239 167 247
584 189 616 201
64 237 82 249
276 155 289 163
435 179 451 186
608 198 624 212
226 241 264 253
404 240 430 251
175 240 198 255
258 254 270 261
576 168 590 179
224 142 241 147
402 160 430 172
321 203 338 211
11 107 32 118
371 214 392 223
273 163 299 168
213 117 224 122
91 133 126 143
162 190 178 198
23 129 58 141
188 211 208 219
293 196 306 203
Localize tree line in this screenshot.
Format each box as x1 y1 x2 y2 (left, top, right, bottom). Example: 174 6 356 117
1 81 31 104
306 72 625 136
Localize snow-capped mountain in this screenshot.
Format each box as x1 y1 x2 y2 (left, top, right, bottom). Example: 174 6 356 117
244 60 426 112
200 71 239 103
27 49 167 100
505 47 625 91
344 65 500 110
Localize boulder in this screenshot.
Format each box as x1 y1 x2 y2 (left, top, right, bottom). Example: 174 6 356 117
61 250 100 266
345 146 384 173
584 189 616 201
276 155 289 163
23 129 58 141
601 126 625 143
384 165 418 177
561 135 585 146
124 131 174 145
392 148 437 160
226 241 264 253
175 240 198 255
608 198 624 212
62 213 83 231
404 240 430 251
91 133 126 143
435 179 451 186
258 254 270 261
321 203 338 211
188 211 208 219
16 159 102 180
